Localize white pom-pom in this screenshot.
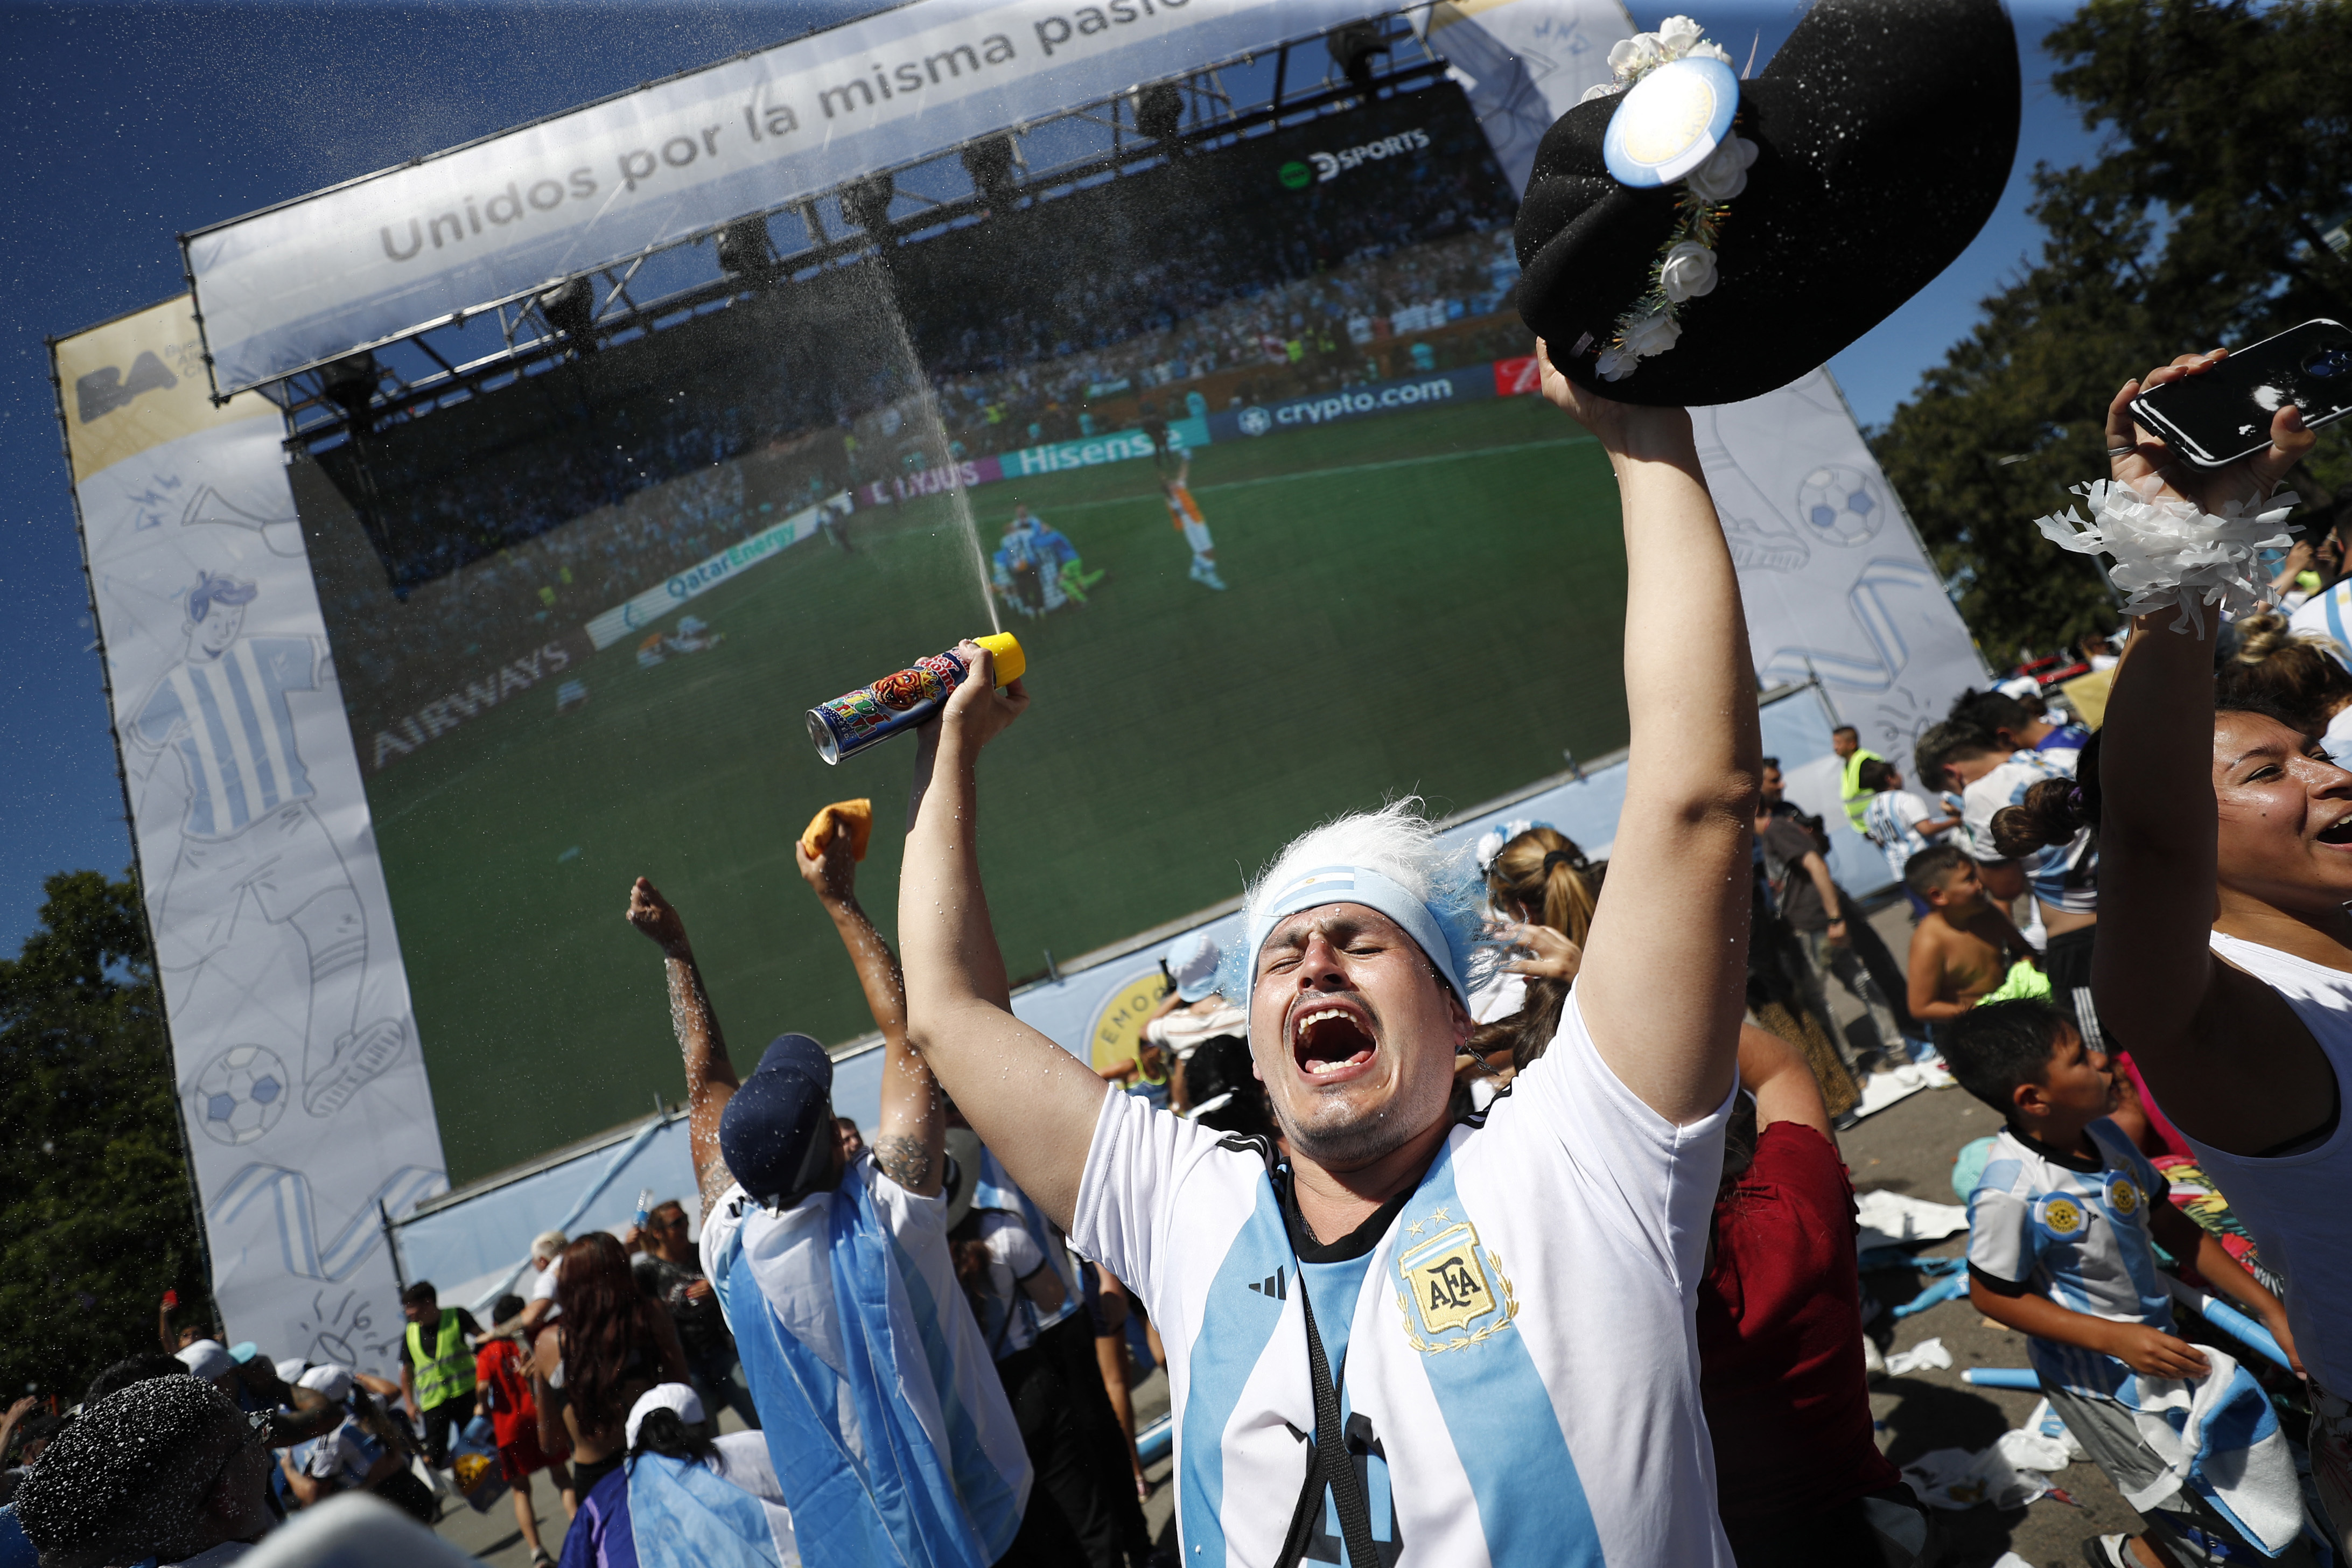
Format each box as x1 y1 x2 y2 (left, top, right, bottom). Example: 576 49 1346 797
2034 477 2300 638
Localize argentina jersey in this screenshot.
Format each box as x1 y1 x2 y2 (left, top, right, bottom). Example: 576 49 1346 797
1964 1122 2173 1397
135 639 319 839
1961 750 2097 914
1072 990 1737 1567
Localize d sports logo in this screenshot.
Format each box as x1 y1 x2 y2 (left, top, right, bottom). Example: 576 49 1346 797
1279 127 1432 188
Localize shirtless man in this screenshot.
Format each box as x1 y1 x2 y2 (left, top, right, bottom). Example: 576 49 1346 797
1903 844 2038 1020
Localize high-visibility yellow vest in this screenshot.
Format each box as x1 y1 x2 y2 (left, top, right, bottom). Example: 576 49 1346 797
407 1311 477 1409
1840 750 1882 829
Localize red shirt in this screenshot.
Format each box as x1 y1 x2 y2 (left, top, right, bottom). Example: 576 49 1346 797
474 1338 538 1449
1696 1121 1902 1522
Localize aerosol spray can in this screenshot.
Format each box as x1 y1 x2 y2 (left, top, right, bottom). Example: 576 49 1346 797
807 633 1026 765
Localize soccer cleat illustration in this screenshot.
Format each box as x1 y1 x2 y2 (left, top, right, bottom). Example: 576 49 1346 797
303 1017 407 1116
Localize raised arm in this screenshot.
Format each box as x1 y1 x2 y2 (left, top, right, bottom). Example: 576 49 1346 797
1539 342 1760 1122
2092 355 2311 1069
900 651 1111 1230
795 818 946 1198
625 878 739 1216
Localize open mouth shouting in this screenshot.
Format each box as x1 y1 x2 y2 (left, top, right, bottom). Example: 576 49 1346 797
2318 812 2352 848
1289 996 1379 1083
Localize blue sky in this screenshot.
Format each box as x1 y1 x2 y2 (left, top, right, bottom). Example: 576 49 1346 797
0 0 2098 951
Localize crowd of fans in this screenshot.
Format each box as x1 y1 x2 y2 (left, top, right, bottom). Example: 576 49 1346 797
14 338 2352 1568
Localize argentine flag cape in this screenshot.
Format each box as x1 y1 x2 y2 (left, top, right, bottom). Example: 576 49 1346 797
626 1450 793 1568
708 1162 1026 1568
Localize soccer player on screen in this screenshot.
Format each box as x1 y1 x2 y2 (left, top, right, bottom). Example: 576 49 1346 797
130 572 405 1121
1160 455 1226 591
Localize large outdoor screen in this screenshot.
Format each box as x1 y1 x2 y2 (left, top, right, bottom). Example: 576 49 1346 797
291 80 1634 1179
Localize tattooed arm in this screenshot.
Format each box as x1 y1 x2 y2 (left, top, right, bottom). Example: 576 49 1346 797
625 878 741 1218
798 819 946 1198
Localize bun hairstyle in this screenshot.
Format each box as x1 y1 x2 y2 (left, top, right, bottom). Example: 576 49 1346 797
2219 612 2352 731
1989 730 2103 859
1485 827 1599 947
627 1406 718 1472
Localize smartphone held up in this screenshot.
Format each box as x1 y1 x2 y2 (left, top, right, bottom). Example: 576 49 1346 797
2129 319 2352 467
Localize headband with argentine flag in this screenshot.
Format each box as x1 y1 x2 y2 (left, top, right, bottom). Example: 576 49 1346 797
1242 864 1470 1009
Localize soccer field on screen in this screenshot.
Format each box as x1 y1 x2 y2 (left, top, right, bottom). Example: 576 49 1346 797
358 395 1630 1180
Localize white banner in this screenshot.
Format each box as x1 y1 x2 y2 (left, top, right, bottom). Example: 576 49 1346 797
183 0 1403 395
57 299 446 1378
1695 370 1990 783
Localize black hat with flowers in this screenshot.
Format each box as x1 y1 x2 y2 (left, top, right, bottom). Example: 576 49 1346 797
1514 0 2019 407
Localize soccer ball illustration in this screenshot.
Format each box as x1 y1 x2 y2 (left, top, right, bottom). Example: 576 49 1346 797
191 1045 290 1146
1794 465 1886 545
1239 407 1273 437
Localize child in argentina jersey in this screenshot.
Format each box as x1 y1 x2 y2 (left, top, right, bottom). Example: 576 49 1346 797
1964 1119 2172 1397
1070 989 1735 1568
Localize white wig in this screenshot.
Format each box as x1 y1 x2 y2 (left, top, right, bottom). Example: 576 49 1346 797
1219 797 1492 1014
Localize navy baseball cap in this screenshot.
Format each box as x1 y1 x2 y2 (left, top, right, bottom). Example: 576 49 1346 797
719 1034 837 1208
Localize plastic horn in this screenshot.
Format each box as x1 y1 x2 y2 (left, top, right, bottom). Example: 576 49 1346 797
2165 1277 2293 1373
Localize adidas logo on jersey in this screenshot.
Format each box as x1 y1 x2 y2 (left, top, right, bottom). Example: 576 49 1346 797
1246 1269 1287 1301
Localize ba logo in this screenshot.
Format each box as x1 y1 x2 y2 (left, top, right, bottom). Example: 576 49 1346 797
1277 160 1312 191
1238 407 1273 437
2038 1194 2088 1240
2107 1178 2141 1216
1395 1217 1516 1352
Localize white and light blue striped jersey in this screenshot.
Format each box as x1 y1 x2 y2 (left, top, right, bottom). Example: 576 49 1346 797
134 640 318 839
1072 991 1736 1567
1959 750 2097 914
1965 1121 2172 1397
1860 789 1944 887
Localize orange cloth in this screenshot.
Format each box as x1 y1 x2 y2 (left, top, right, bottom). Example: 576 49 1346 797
800 798 873 862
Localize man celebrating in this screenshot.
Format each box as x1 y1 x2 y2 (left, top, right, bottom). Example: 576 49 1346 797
899 342 1756 1565
625 818 1081 1566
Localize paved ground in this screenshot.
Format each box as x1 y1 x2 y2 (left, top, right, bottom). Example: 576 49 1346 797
429 899 2171 1568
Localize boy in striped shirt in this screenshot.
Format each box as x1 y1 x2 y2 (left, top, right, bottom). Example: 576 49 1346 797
1947 1001 2305 1568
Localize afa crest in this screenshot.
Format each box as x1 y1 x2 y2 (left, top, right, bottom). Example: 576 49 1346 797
1395 1214 1516 1353
2037 1194 2088 1241
2107 1178 2141 1217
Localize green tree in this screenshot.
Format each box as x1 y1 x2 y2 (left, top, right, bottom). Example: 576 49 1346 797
1872 0 2352 666
0 870 215 1404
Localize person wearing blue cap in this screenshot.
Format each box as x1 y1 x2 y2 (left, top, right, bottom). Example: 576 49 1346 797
899 339 1764 1566
624 815 1083 1568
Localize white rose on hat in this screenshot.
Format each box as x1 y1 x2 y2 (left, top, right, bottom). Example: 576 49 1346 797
1658 241 1720 304
1620 309 1683 359
1655 15 1705 54
1685 135 1759 204
1608 32 1665 74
